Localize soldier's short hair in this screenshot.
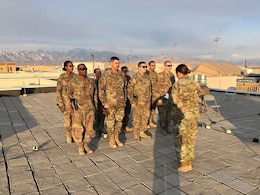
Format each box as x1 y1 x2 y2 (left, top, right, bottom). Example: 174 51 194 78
110 56 119 62
77 63 86 69
94 68 101 73
63 60 72 71
164 60 172 66
138 61 146 67
148 61 155 66
176 64 191 75
121 66 128 72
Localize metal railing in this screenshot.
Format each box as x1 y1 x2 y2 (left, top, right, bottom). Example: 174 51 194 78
237 83 260 93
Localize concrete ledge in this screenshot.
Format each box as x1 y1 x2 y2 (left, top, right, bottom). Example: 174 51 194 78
0 85 57 96
0 88 21 96
210 88 260 96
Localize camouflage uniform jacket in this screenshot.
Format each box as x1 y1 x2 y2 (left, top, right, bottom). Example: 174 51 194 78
172 74 201 118
68 75 96 110
98 69 126 108
56 72 75 107
94 79 103 109
153 71 175 105
128 72 152 106
146 70 158 87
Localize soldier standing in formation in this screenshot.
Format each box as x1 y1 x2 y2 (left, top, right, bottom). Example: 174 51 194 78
171 64 201 172
146 61 158 129
128 62 152 141
121 66 133 133
153 60 175 135
99 57 127 148
93 68 106 138
68 64 96 155
56 61 75 143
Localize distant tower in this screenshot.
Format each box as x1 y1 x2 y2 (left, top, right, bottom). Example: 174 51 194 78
214 37 220 62
129 49 133 64
91 53 95 72
173 42 178 63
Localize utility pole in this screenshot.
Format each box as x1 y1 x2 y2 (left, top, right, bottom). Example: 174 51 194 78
173 43 178 63
129 49 133 64
214 37 220 62
91 53 94 72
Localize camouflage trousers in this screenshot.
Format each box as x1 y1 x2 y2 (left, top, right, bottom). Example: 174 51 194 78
132 104 150 135
122 99 131 129
157 104 172 132
173 117 198 162
94 102 105 134
63 105 73 138
106 107 124 138
72 106 94 145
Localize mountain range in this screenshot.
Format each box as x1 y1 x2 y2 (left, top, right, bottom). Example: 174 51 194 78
0 48 259 67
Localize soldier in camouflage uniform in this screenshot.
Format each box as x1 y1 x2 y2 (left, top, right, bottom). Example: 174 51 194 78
171 64 201 172
121 66 133 133
146 61 158 129
68 64 96 155
128 62 152 141
93 68 106 138
99 57 127 148
56 61 75 143
153 60 175 135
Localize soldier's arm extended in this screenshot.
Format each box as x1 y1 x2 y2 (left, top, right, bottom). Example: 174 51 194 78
56 75 65 111
92 78 98 109
171 82 181 107
68 80 76 111
127 76 137 105
124 76 128 103
98 74 108 107
56 75 63 106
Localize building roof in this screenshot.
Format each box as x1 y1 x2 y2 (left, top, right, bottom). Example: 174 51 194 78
192 62 242 76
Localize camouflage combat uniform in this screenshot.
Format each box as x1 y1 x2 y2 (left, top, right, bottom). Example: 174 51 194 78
171 74 201 162
153 71 175 134
98 69 126 144
94 78 105 137
146 70 158 126
128 72 152 140
68 74 96 155
56 71 75 143
122 74 131 131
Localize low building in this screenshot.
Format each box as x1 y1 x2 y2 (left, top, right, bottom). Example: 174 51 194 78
192 62 241 76
0 62 16 72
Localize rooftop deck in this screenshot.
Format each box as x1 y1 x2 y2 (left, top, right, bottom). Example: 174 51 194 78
0 91 259 194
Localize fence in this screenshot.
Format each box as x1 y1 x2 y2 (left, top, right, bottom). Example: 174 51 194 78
237 83 260 93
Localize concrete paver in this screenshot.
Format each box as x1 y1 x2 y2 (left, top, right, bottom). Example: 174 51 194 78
0 91 259 194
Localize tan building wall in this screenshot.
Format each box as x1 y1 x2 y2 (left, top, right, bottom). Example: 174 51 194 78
20 65 59 72
0 62 16 72
207 76 238 90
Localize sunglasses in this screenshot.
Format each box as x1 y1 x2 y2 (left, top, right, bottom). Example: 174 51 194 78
78 67 87 71
139 66 148 69
165 65 172 67
68 65 74 68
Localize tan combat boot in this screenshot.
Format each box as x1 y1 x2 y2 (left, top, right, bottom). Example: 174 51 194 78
133 133 140 142
109 135 117 149
148 117 157 128
125 126 133 132
115 133 123 148
78 142 85 156
178 161 189 172
83 142 93 154
139 131 152 140
66 130 72 143
186 160 193 171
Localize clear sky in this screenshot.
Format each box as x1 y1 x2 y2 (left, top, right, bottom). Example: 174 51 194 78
1 0 260 61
